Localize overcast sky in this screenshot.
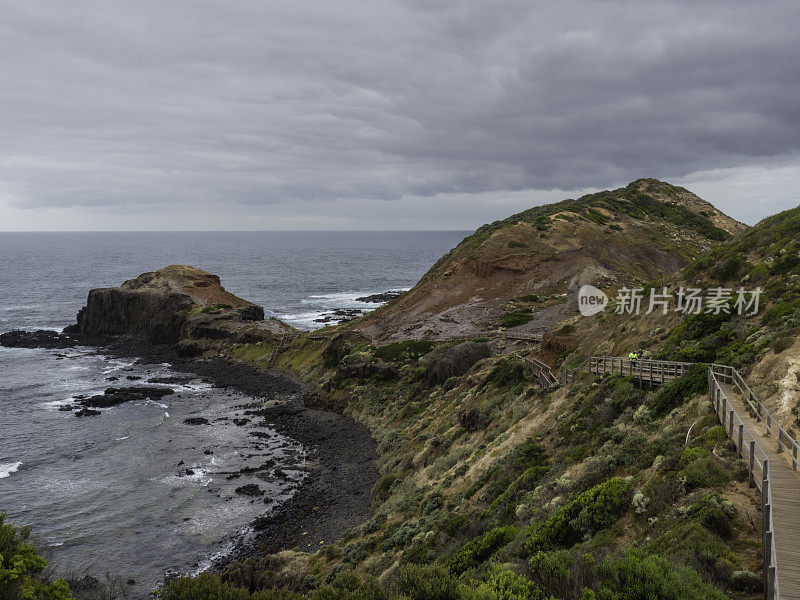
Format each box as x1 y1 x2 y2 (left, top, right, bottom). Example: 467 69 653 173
1 0 799 231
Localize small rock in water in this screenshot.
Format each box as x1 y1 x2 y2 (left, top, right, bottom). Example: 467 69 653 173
355 290 405 303
183 417 210 425
75 408 101 417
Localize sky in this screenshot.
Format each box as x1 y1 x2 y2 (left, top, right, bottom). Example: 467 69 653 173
1 0 799 231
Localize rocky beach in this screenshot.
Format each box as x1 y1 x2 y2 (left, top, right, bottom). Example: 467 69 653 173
0 265 378 595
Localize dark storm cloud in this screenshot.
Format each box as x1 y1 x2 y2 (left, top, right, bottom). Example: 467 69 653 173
1 0 799 213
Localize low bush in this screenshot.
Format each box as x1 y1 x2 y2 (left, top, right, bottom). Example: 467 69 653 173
649 365 707 416
595 549 727 599
447 526 518 575
389 565 462 600
500 310 534 328
373 340 436 363
0 512 74 600
525 478 633 553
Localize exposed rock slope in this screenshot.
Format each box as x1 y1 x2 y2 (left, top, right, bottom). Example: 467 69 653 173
356 179 745 341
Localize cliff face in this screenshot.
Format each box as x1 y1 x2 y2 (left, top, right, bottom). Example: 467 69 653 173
67 265 265 345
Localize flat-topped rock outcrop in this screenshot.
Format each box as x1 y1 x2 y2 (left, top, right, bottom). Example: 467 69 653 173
65 265 265 345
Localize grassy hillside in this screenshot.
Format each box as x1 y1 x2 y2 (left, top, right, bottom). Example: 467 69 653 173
150 193 786 600
7 186 787 600
355 179 746 342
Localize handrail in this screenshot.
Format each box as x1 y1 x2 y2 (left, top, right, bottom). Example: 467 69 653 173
710 364 800 473
589 356 793 599
589 356 696 385
517 354 558 387
708 367 779 600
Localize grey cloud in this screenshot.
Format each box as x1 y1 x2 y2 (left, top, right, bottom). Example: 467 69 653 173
1 0 799 217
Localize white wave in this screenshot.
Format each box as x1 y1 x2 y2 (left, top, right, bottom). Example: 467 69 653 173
115 436 130 441
41 398 74 411
0 461 22 479
142 399 169 409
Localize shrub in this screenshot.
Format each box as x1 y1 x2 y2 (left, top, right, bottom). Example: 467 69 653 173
447 526 518 575
679 455 729 491
595 549 727 599
762 301 794 325
473 570 543 600
390 565 461 600
373 340 435 363
500 310 534 328
481 356 532 388
508 240 528 248
0 512 75 600
312 572 386 600
161 572 292 600
525 478 634 553
773 336 794 354
649 365 707 416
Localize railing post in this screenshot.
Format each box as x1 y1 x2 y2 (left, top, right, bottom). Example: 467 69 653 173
722 395 727 422
738 424 743 458
794 444 798 472
767 564 776 600
729 409 734 437
762 486 770 597
749 440 755 488
716 386 721 414
776 428 783 453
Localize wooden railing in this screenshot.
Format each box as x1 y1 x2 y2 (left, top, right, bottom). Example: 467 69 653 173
518 354 558 386
589 356 798 600
708 365 780 600
712 364 800 473
589 356 695 384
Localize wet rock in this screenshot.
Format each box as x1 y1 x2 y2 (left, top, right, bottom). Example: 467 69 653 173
184 417 210 425
147 375 194 385
233 418 250 426
235 484 264 496
75 408 101 417
354 291 404 303
0 329 81 349
125 375 141 381
79 386 174 408
58 405 74 411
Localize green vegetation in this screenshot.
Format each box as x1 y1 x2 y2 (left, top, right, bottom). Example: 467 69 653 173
525 478 633 553
191 302 233 316
500 309 534 328
448 179 730 256
373 340 436 363
508 240 528 248
0 512 74 600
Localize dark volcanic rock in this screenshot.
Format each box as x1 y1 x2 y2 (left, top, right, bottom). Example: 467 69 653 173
183 417 210 426
147 375 194 385
75 408 101 417
354 290 405 303
234 484 264 496
64 265 264 345
79 386 174 408
0 329 81 349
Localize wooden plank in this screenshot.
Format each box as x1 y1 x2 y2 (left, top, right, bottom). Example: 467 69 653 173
720 381 800 600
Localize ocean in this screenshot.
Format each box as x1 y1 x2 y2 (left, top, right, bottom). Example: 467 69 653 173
0 230 466 596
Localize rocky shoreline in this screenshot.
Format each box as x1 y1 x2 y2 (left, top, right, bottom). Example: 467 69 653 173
1 336 376 590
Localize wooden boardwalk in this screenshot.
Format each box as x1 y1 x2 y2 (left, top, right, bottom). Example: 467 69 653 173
589 356 695 386
591 357 800 599
715 374 800 599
